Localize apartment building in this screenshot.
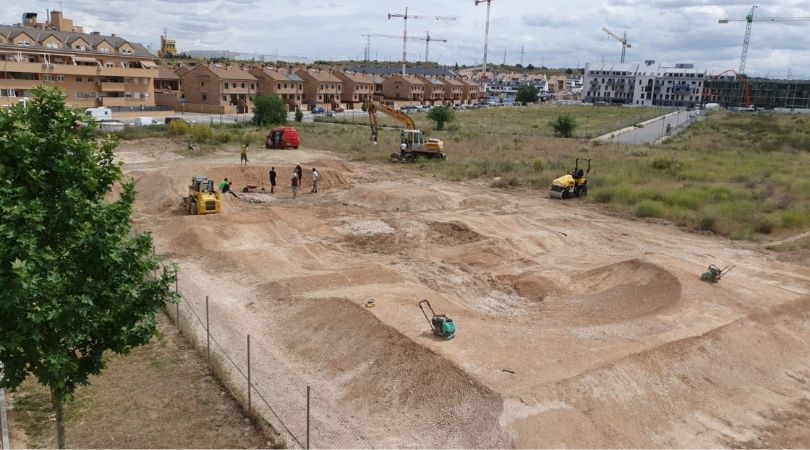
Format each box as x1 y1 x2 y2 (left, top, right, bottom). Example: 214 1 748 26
0 11 156 108
382 75 425 103
180 63 257 113
583 61 706 108
417 76 446 105
334 71 374 109
154 65 182 108
294 68 343 111
249 66 303 111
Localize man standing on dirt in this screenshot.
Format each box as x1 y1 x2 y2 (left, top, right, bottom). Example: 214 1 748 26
240 144 248 165
291 171 299 198
311 168 320 193
269 167 277 193
294 164 303 184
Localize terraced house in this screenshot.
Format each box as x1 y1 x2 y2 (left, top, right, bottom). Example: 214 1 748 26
249 66 303 112
180 63 257 114
295 68 343 111
0 11 156 108
334 71 373 109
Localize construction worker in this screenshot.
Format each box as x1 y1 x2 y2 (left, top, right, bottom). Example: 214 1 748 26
291 171 299 198
311 168 320 193
269 167 277 194
219 177 239 198
240 143 248 165
400 142 407 160
294 163 303 183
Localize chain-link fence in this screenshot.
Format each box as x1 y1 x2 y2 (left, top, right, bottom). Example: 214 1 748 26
159 264 368 449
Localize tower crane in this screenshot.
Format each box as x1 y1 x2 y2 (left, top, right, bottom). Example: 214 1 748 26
361 31 448 63
475 0 495 83
388 7 456 76
719 5 810 74
601 26 631 63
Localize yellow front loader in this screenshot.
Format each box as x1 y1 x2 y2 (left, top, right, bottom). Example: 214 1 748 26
183 176 221 215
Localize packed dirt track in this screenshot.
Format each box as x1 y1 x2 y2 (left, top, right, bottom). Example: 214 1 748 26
122 141 810 448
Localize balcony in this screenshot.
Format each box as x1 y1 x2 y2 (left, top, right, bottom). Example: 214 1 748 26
100 82 125 92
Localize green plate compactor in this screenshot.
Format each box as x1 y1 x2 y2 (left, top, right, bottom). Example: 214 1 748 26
419 300 455 340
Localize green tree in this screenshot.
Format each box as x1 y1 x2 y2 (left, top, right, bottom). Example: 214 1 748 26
294 108 303 122
252 94 287 126
426 105 455 131
515 84 540 105
0 86 176 448
551 113 578 138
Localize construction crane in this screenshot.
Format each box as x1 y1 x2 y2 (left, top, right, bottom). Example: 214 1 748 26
719 5 810 74
388 7 456 76
362 31 448 63
601 26 631 64
475 0 495 83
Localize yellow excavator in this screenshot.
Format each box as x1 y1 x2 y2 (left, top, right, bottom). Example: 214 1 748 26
367 100 446 162
183 176 221 215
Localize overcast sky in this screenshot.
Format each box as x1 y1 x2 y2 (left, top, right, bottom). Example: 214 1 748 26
3 0 809 77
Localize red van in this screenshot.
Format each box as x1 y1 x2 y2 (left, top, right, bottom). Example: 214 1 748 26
266 127 300 149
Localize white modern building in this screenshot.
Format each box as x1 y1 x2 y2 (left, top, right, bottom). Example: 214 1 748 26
584 61 707 108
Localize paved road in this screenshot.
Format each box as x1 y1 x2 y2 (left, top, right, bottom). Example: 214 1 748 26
604 110 701 145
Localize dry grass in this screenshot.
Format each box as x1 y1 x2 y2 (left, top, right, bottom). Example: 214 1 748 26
8 313 270 449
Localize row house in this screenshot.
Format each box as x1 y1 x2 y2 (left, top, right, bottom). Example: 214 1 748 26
382 75 425 103
459 77 480 101
295 69 342 110
417 76 446 105
334 71 373 109
439 77 463 103
250 66 303 111
0 11 156 108
180 64 257 113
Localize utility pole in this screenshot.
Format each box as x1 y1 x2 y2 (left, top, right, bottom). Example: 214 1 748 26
502 47 506 66
388 7 456 76
520 44 525 66
475 0 494 82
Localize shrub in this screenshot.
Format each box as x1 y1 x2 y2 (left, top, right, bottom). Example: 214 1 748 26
594 190 614 204
168 120 190 136
550 114 577 138
532 158 544 172
634 200 664 218
294 109 303 122
212 130 231 144
188 124 213 143
698 214 716 231
650 156 681 171
754 216 776 234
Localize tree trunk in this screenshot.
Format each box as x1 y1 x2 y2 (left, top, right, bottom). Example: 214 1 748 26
51 388 66 449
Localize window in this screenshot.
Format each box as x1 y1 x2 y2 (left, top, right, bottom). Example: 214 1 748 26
241 83 245 88
56 75 65 82
46 42 59 49
202 94 207 101
76 92 85 99
105 62 115 68
43 75 53 81
250 84 254 90
76 76 83 82
86 92 96 99
223 95 227 101
100 47 110 53
18 40 31 47
200 81 205 87
224 82 228 89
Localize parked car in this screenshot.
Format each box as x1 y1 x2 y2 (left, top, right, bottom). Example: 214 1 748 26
311 107 325 114
334 106 345 113
266 127 300 150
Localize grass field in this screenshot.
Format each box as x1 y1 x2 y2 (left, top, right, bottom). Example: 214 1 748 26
107 107 810 242
8 314 269 449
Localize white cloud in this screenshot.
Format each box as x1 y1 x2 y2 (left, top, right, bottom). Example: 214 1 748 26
3 0 808 77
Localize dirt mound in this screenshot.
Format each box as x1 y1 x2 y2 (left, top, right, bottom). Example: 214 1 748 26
130 170 186 214
541 258 682 325
274 297 506 447
510 272 561 302
428 220 483 245
336 181 458 212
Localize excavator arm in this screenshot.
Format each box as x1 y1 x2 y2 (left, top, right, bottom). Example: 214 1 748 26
367 99 416 143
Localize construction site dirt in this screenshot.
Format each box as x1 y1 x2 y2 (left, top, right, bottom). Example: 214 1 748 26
122 139 810 448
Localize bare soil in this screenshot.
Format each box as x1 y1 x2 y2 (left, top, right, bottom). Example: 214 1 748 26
6 314 269 449
125 140 810 448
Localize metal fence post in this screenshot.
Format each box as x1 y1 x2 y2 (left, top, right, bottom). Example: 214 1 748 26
174 268 179 324
306 385 311 449
247 335 252 415
205 295 210 363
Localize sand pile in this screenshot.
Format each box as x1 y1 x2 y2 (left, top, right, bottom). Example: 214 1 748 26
336 181 459 212
538 258 682 325
274 297 507 448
